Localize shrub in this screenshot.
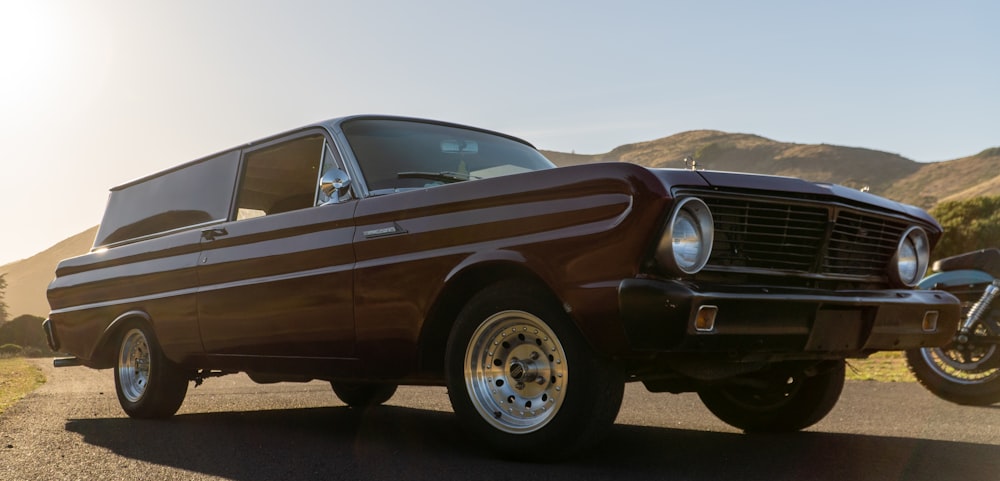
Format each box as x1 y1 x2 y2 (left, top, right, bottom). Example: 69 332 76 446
21 346 45 358
931 195 1000 260
0 343 23 358
0 315 54 356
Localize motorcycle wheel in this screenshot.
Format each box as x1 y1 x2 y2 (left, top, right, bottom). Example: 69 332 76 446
905 318 1000 406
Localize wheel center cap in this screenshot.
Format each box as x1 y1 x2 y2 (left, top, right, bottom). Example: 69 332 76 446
509 359 537 382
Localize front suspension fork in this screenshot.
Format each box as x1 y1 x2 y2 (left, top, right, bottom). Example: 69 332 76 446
957 280 1000 343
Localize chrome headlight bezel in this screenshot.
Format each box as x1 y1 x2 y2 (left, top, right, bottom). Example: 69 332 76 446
890 226 930 287
656 197 714 275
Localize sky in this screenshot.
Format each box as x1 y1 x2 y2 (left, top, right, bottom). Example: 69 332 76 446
0 0 997 266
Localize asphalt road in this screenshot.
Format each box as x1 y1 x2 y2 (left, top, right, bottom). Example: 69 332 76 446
2 359 999 481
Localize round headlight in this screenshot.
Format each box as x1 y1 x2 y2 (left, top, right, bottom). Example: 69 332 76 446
892 227 930 287
657 197 714 275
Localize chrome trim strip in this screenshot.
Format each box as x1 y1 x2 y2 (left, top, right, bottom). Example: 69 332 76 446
195 264 354 294
48 287 200 315
94 219 227 250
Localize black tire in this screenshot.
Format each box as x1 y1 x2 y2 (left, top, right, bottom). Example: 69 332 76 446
905 347 1000 406
445 279 624 461
114 322 189 419
331 382 398 407
697 360 845 432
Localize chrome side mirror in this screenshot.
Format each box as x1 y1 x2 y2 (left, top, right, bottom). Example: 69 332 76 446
319 168 352 204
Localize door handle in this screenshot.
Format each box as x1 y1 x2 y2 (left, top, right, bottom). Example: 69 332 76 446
201 227 229 241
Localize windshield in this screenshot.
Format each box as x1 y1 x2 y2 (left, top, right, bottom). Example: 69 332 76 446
341 119 555 195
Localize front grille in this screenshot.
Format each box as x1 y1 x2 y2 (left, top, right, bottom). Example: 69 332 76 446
700 194 909 280
825 210 907 276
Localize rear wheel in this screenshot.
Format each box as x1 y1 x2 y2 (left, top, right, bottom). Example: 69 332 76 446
331 382 397 407
445 280 624 460
698 360 845 432
114 323 189 418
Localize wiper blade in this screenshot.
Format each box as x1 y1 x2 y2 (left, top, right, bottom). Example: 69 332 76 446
397 171 480 183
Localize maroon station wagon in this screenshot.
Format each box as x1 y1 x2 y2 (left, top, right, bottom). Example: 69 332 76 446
44 115 960 459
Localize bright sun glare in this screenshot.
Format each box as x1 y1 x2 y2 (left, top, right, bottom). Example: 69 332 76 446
0 3 64 114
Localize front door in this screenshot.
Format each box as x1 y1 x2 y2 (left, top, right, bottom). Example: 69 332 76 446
196 132 357 359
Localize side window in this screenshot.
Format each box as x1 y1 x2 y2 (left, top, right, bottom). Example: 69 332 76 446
317 142 352 205
234 135 324 220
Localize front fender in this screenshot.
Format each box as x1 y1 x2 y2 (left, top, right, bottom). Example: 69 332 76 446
919 270 994 290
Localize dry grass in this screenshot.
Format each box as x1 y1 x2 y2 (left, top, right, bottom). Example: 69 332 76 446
0 357 45 415
846 351 916 383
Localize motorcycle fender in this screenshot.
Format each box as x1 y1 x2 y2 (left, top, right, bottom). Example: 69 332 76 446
919 269 994 290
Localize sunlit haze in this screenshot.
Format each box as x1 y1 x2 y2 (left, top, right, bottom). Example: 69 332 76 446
0 0 997 266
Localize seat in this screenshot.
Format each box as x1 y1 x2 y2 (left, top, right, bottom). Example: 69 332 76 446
268 194 314 215
933 248 1000 278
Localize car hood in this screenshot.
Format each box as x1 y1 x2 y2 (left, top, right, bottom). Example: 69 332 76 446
654 168 939 228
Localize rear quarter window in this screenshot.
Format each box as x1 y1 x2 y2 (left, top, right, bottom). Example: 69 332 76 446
94 150 240 247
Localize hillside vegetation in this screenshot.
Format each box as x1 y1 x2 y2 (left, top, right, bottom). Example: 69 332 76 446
3 131 998 318
882 148 1000 208
0 226 98 318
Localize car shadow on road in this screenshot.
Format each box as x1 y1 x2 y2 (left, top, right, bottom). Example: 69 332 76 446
66 406 1000 481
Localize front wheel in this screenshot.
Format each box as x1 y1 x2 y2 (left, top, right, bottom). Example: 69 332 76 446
445 280 624 460
698 360 845 432
906 338 1000 406
114 323 190 418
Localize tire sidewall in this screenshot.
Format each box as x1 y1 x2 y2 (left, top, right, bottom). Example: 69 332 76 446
331 382 398 407
699 360 845 432
905 348 1000 405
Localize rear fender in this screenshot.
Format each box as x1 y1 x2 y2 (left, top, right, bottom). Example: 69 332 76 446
88 310 153 369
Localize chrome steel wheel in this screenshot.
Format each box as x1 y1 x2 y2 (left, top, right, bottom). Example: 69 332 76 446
118 328 151 403
464 310 568 434
446 280 624 459
113 322 188 418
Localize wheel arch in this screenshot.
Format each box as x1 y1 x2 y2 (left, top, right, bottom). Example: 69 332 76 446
88 310 153 369
417 257 566 377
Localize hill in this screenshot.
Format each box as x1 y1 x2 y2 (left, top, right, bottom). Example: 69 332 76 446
881 147 1000 208
0 226 98 319
542 131 999 209
2 131 998 318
